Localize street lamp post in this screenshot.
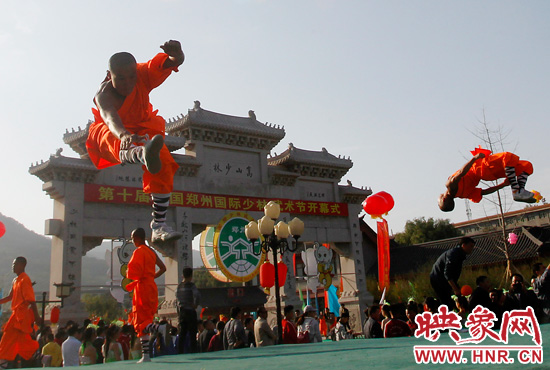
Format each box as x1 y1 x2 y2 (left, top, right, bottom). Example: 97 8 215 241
245 201 305 344
39 282 73 330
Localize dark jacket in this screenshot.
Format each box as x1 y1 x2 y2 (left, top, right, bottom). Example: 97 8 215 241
469 287 492 311
363 317 383 339
533 268 550 318
430 246 467 286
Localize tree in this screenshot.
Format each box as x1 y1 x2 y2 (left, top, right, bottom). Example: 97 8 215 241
81 293 125 322
394 217 459 245
192 268 241 288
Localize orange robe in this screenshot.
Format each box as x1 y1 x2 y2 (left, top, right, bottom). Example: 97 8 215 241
453 152 533 203
85 53 179 194
0 273 39 361
126 244 158 337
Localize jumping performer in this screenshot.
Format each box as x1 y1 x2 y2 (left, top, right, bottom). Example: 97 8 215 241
86 40 184 242
439 150 536 212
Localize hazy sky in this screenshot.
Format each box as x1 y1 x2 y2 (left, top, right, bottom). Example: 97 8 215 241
1 0 549 239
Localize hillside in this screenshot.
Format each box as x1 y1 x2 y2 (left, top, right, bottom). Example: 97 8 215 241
0 213 204 297
0 213 109 295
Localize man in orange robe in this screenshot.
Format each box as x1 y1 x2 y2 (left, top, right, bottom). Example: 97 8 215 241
439 151 535 212
126 228 166 363
86 40 185 242
0 257 41 368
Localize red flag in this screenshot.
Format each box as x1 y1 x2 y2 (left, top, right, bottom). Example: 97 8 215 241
377 219 391 291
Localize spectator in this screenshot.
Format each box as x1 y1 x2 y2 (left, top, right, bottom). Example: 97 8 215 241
254 306 277 347
177 267 201 354
223 307 246 350
244 317 255 347
455 295 470 326
207 321 225 352
102 325 122 363
489 288 506 329
423 297 440 314
93 326 105 363
430 237 476 309
319 313 327 338
54 329 67 347
469 275 492 311
363 305 383 339
118 324 133 360
532 261 550 323
406 302 419 335
380 304 391 332
384 303 412 338
129 328 142 360
198 320 216 353
297 305 322 343
339 303 349 317
37 326 53 351
294 309 301 323
504 274 541 316
79 327 98 365
335 312 353 341
42 333 62 367
281 305 298 344
61 325 82 367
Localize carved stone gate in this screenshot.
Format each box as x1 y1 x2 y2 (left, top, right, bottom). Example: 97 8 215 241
30 102 373 330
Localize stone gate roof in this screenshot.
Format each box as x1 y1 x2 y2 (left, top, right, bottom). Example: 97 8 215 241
268 143 353 181
166 101 285 151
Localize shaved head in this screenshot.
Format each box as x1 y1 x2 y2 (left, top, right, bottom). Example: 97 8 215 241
15 256 27 267
108 52 136 71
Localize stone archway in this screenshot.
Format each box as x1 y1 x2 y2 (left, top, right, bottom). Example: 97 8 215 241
30 102 373 329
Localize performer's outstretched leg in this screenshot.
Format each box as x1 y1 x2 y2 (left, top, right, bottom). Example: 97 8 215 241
151 194 183 242
505 167 534 202
119 135 164 174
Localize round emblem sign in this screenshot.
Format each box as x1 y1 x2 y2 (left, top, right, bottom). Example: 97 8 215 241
200 226 232 283
213 212 266 282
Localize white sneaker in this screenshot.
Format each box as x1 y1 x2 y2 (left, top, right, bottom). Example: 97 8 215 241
513 189 536 203
137 355 151 363
151 221 183 242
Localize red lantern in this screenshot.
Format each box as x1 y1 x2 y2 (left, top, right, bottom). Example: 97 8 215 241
277 261 288 287
260 261 275 288
0 221 5 238
362 191 394 218
50 306 60 324
461 285 473 296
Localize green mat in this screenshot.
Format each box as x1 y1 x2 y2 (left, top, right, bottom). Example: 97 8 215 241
49 324 550 370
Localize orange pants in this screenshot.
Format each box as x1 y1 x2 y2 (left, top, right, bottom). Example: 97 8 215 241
86 116 179 194
0 318 38 361
477 152 533 181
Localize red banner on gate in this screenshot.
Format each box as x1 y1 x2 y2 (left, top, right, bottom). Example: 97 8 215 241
84 184 348 217
377 219 391 291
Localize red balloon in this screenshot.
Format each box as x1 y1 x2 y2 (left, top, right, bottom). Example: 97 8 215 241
362 191 394 217
260 261 275 288
461 285 473 296
377 192 395 212
50 306 60 324
0 221 5 238
277 262 288 287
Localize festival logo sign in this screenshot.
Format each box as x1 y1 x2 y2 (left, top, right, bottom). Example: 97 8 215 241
200 226 231 283
413 305 543 365
213 211 266 282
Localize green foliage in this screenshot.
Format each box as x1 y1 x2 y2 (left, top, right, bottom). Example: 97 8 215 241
367 261 535 305
81 293 125 322
192 268 242 288
394 217 460 245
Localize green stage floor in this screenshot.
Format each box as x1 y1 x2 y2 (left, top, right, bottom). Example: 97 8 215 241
57 324 550 370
